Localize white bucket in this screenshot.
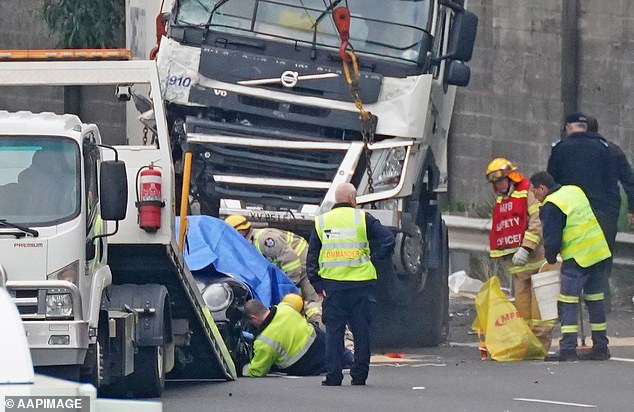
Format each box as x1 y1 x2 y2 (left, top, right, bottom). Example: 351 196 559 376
531 270 560 320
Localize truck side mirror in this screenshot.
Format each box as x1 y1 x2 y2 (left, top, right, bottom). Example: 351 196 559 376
445 60 471 87
446 10 478 62
100 161 128 221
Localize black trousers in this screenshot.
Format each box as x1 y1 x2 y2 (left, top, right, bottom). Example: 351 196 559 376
281 325 326 376
558 260 608 351
322 286 375 384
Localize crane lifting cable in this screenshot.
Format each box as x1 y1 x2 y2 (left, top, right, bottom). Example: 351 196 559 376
332 5 377 194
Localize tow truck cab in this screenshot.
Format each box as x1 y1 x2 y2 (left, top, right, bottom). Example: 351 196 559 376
0 112 124 368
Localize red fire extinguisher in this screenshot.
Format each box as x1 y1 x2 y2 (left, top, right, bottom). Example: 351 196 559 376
136 163 165 233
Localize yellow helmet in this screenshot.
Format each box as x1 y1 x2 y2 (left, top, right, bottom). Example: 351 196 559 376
281 293 304 312
224 214 251 231
485 158 517 183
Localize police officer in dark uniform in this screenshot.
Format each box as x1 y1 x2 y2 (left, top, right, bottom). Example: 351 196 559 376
307 183 394 386
584 116 634 308
547 112 612 223
584 115 634 246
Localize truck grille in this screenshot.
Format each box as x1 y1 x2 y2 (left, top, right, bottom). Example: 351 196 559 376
12 289 42 318
199 144 343 181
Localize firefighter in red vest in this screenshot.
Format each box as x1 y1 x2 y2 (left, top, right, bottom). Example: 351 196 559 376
486 158 553 350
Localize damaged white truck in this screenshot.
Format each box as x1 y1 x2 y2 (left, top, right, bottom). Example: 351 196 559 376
153 0 478 346
0 59 236 397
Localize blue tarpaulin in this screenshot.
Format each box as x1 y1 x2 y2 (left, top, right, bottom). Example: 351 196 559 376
176 215 298 307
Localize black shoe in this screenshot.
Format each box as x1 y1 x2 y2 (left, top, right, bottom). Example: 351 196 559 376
321 379 341 386
556 350 579 362
351 379 366 386
578 348 610 361
590 350 610 361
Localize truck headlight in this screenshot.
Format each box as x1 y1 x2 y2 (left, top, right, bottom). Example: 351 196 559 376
45 293 73 318
375 147 406 189
202 283 234 313
47 260 79 285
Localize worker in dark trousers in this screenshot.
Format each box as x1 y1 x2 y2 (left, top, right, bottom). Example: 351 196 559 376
585 115 634 309
530 172 612 361
307 183 395 386
242 299 326 377
547 112 612 305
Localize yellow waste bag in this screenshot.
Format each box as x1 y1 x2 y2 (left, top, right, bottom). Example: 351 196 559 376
472 276 547 361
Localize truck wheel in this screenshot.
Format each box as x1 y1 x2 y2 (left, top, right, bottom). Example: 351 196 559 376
130 345 165 398
418 221 449 346
81 342 104 388
371 222 449 348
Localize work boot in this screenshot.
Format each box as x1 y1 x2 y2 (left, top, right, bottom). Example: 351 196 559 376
552 349 578 362
579 348 610 361
321 379 341 386
558 350 579 362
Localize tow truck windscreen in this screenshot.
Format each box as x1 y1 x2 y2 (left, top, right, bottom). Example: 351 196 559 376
0 137 80 225
175 0 432 63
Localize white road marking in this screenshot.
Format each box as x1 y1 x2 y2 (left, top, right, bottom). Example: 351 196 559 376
412 387 425 390
449 342 479 348
610 357 634 362
371 363 446 368
513 398 597 408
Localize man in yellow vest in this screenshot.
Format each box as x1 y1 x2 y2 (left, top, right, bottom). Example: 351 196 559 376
307 183 395 386
242 299 326 376
530 172 612 361
485 158 552 350
224 215 323 328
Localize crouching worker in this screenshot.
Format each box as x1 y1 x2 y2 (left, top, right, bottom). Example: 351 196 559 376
243 299 327 377
282 292 324 331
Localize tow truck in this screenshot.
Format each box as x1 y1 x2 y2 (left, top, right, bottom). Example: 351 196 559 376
0 53 236 397
149 0 478 346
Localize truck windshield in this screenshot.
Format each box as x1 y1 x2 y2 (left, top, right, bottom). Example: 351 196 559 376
176 0 432 63
0 137 80 225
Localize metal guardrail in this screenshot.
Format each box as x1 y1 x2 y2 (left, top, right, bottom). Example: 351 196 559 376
444 215 634 268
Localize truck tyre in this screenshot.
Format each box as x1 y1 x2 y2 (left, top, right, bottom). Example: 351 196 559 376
418 220 449 346
371 221 449 348
129 345 165 398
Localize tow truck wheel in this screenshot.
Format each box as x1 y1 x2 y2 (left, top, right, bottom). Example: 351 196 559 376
130 345 165 398
81 342 104 389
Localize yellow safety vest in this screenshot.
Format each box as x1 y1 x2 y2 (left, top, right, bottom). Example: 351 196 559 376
543 185 611 268
315 207 377 282
248 303 316 376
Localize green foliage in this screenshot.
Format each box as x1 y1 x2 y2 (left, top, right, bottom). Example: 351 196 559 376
439 197 467 213
469 253 510 287
439 194 494 219
41 0 124 48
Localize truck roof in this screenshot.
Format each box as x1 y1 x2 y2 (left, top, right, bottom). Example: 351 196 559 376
0 111 85 136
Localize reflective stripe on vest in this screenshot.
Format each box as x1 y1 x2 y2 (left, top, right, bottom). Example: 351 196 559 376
255 303 316 369
287 231 308 256
315 207 377 281
253 229 266 254
544 185 611 268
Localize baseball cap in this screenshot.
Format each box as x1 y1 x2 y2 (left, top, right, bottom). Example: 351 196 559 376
565 111 587 124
